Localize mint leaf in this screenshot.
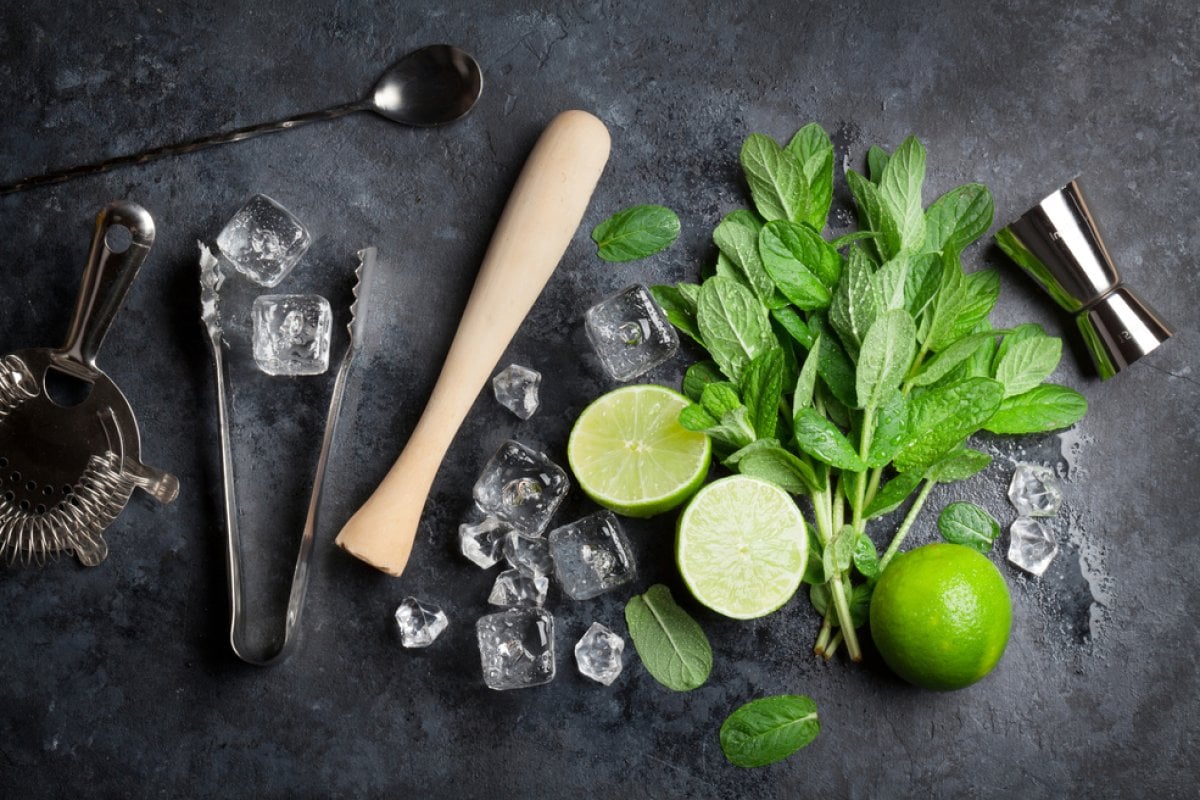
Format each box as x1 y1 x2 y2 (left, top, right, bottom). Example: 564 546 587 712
770 306 815 349
829 245 880 357
740 134 809 224
865 390 909 468
592 204 680 261
696 276 777 382
786 123 835 230
856 309 917 411
759 220 841 308
720 695 820 768
993 334 1062 398
847 169 901 260
990 322 1045 374
625 584 713 692
878 136 927 254
923 184 994 254
650 284 703 345
893 377 1004 473
865 470 923 519
867 146 890 183
910 331 998 388
947 269 1000 341
983 383 1087 434
792 336 821 414
682 361 724 403
714 210 775 304
924 447 992 483
808 316 858 409
728 441 819 494
740 348 785 440
852 532 880 579
793 408 867 471
937 502 1000 553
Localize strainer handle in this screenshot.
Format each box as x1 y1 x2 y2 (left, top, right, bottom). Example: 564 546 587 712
59 201 156 370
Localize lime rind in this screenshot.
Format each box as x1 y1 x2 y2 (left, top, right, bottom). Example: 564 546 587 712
567 385 712 518
676 475 808 620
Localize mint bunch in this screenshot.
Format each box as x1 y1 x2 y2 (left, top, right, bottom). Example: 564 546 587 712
650 124 1087 661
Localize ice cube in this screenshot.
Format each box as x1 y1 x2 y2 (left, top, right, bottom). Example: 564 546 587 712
584 284 679 381
488 568 549 607
252 294 332 376
503 531 553 578
492 364 541 419
394 597 449 648
548 511 636 600
574 622 624 686
472 440 569 535
459 516 512 569
476 607 556 690
1007 517 1059 576
215 194 312 288
1007 463 1063 517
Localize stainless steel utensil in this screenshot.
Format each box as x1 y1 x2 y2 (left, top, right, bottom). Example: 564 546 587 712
1 45 483 195
0 201 178 565
996 178 1174 379
202 244 377 665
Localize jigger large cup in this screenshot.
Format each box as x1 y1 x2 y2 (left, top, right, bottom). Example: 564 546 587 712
995 179 1173 379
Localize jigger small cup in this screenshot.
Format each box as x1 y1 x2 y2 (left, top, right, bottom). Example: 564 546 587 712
995 178 1173 379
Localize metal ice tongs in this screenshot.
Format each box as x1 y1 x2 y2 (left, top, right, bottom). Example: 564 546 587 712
201 245 378 665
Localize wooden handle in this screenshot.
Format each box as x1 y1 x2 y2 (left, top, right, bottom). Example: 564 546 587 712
335 110 611 576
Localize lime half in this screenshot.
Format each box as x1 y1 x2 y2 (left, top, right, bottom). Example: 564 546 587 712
677 475 808 619
567 384 712 518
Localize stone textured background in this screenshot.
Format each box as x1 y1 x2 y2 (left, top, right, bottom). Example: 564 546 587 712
1 1 1197 797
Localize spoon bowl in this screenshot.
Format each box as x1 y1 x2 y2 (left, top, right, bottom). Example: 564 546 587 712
370 45 483 126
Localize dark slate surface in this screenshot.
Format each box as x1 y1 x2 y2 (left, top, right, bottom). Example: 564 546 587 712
1 2 1197 797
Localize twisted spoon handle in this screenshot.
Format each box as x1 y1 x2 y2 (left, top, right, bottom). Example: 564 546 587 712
0 101 365 195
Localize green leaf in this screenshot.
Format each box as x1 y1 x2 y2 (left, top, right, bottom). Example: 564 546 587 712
924 447 992 483
720 695 821 768
786 124 835 230
682 361 724 403
856 309 917 411
714 210 775 304
679 403 718 431
847 169 900 261
993 334 1062 398
650 284 703 345
823 524 856 578
696 276 777 382
947 269 1000 341
728 441 819 494
740 348 785 440
867 146 890 183
792 408 867 471
937 502 1000 553
983 384 1088 434
853 532 880 579
770 306 815 349
878 136 927 254
592 204 681 261
808 317 858 409
760 220 842 302
792 336 821 415
625 584 713 692
865 470 923 519
740 133 809 224
715 252 752 291
872 255 912 312
909 331 998 388
990 323 1045 374
701 382 742 419
829 245 880 357
923 184 994 254
866 390 909 468
808 582 831 616
893 377 1004 473
848 582 873 627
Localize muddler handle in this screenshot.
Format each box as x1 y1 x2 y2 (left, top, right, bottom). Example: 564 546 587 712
335 110 611 576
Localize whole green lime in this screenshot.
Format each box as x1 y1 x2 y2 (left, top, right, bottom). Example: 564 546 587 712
869 543 1012 691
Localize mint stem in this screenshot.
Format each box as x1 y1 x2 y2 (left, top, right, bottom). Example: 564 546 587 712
878 479 936 572
824 630 844 660
814 609 833 655
827 571 862 661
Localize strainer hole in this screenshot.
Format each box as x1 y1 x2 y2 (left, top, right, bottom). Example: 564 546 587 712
34 504 46 515
25 481 36 492
0 456 7 468
62 485 74 495
44 366 93 409
42 486 53 497
3 491 13 502
9 472 19 483
18 499 30 512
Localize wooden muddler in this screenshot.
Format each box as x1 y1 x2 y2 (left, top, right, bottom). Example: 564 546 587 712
335 110 611 576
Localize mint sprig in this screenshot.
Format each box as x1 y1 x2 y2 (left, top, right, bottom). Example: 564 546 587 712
651 124 1087 663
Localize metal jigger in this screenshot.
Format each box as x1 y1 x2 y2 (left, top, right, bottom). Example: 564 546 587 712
995 178 1173 379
